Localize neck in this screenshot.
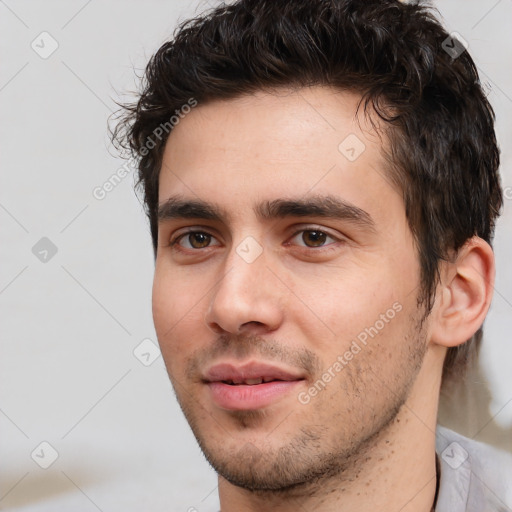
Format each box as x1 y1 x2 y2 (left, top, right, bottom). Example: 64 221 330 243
218 345 444 512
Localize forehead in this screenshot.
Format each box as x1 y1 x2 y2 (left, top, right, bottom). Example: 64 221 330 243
158 86 396 221
162 87 381 164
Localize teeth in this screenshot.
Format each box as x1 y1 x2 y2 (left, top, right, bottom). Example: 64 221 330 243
223 378 265 385
244 378 263 385
222 377 277 385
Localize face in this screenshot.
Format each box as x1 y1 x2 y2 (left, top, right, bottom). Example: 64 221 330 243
152 87 428 492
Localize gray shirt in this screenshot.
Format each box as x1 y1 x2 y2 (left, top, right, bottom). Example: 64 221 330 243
435 425 512 511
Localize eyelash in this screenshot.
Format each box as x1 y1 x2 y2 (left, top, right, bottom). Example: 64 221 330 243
169 226 342 253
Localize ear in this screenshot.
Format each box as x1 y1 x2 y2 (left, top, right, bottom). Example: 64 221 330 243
430 236 495 348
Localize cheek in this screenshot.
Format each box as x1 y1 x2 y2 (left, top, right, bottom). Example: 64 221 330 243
153 259 202 322
292 262 413 356
152 270 176 334
152 266 207 362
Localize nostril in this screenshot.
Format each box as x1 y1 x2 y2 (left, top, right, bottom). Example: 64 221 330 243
207 322 225 335
238 321 265 332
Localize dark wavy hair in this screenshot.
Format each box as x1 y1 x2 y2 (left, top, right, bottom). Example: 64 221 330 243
112 0 503 386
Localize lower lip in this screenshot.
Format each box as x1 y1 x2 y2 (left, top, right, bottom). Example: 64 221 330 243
207 380 303 410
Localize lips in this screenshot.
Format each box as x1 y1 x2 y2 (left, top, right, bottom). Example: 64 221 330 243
204 362 304 385
203 362 305 410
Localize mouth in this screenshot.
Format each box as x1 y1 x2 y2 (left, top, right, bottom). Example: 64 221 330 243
203 361 306 410
220 377 285 385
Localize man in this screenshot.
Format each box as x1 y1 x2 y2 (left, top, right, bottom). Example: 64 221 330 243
113 0 512 510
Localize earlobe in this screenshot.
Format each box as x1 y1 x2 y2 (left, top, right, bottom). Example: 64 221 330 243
430 237 495 348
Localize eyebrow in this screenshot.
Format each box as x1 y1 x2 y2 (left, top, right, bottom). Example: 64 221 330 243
157 194 376 231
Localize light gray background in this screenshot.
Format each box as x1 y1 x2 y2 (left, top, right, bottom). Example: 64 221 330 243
1 1 511 510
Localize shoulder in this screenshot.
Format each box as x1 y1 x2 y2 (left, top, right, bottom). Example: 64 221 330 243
435 425 512 512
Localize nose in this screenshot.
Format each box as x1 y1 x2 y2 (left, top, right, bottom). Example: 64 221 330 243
204 241 284 336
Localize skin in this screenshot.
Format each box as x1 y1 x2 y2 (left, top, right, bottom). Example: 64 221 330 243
152 86 495 511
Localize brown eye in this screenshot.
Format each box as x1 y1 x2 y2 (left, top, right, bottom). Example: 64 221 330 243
171 230 221 250
287 227 340 251
186 232 211 248
302 230 328 247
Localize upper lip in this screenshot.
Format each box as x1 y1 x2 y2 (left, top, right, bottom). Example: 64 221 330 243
203 361 305 384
